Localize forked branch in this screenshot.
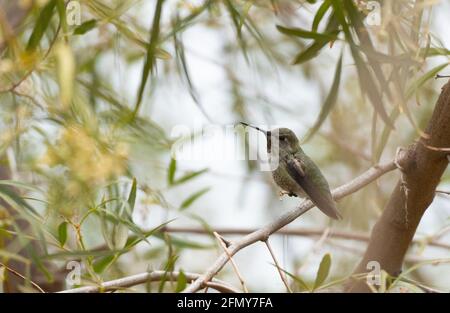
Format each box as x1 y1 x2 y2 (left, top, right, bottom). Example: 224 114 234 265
183 160 397 292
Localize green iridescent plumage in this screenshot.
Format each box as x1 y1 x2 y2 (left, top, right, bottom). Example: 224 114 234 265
242 123 341 220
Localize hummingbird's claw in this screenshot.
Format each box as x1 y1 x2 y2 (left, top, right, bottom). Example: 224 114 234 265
279 190 297 199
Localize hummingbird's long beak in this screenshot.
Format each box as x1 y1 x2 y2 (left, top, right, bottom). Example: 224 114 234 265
240 122 272 153
239 122 268 136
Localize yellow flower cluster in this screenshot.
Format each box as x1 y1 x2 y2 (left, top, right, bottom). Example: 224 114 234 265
41 124 128 214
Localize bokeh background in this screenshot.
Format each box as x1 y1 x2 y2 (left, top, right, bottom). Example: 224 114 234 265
0 0 449 292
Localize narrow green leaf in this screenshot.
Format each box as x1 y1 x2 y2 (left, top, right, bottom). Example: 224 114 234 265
93 255 116 273
374 64 448 161
180 188 210 210
57 222 68 247
127 177 137 211
153 233 213 250
292 12 339 65
279 268 310 291
330 0 348 31
406 63 449 99
334 0 393 129
173 168 208 186
173 24 211 121
30 247 53 282
132 0 164 118
304 51 343 142
168 158 177 185
312 0 331 32
276 25 336 41
175 270 187 292
113 224 130 250
44 249 123 259
27 0 57 51
56 0 68 35
350 44 394 128
98 202 149 249
0 184 39 216
55 43 75 108
224 0 249 60
419 47 450 57
343 0 392 103
293 39 332 65
239 1 253 30
313 253 331 290
356 46 418 66
73 19 98 35
124 219 175 250
158 255 179 292
0 180 42 193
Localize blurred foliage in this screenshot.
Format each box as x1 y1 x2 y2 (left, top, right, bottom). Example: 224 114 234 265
0 0 449 292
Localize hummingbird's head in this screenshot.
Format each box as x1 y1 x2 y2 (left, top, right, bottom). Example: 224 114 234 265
273 127 300 153
239 123 300 153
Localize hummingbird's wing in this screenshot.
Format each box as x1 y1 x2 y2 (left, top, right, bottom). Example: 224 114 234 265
285 158 342 220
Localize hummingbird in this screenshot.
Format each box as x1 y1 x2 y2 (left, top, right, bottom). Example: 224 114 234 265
241 122 341 220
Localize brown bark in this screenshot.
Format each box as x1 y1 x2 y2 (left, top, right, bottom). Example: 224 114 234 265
347 79 450 292
0 0 32 52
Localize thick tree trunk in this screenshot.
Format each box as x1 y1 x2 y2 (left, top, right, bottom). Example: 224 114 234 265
347 79 450 292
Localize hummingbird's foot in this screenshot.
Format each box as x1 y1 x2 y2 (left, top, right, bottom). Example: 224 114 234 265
278 190 297 199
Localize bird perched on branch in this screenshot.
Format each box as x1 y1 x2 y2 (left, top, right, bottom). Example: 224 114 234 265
241 122 341 220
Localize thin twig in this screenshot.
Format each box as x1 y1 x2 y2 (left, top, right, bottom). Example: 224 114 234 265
264 239 292 293
0 23 61 94
59 270 239 293
213 232 248 293
159 226 450 250
183 160 397 293
323 239 429 264
397 277 443 293
0 262 45 293
420 141 450 152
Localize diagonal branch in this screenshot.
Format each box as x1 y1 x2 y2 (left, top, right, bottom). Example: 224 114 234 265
264 239 292 293
213 232 248 292
59 270 239 293
159 227 450 250
183 160 397 293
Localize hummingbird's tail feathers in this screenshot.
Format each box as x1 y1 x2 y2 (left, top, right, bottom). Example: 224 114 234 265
310 196 342 220
301 180 341 219
286 159 342 220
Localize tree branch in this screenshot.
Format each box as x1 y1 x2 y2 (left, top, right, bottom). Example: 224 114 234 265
264 239 292 293
59 270 240 293
213 232 248 292
347 79 450 292
183 160 397 293
160 227 450 250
